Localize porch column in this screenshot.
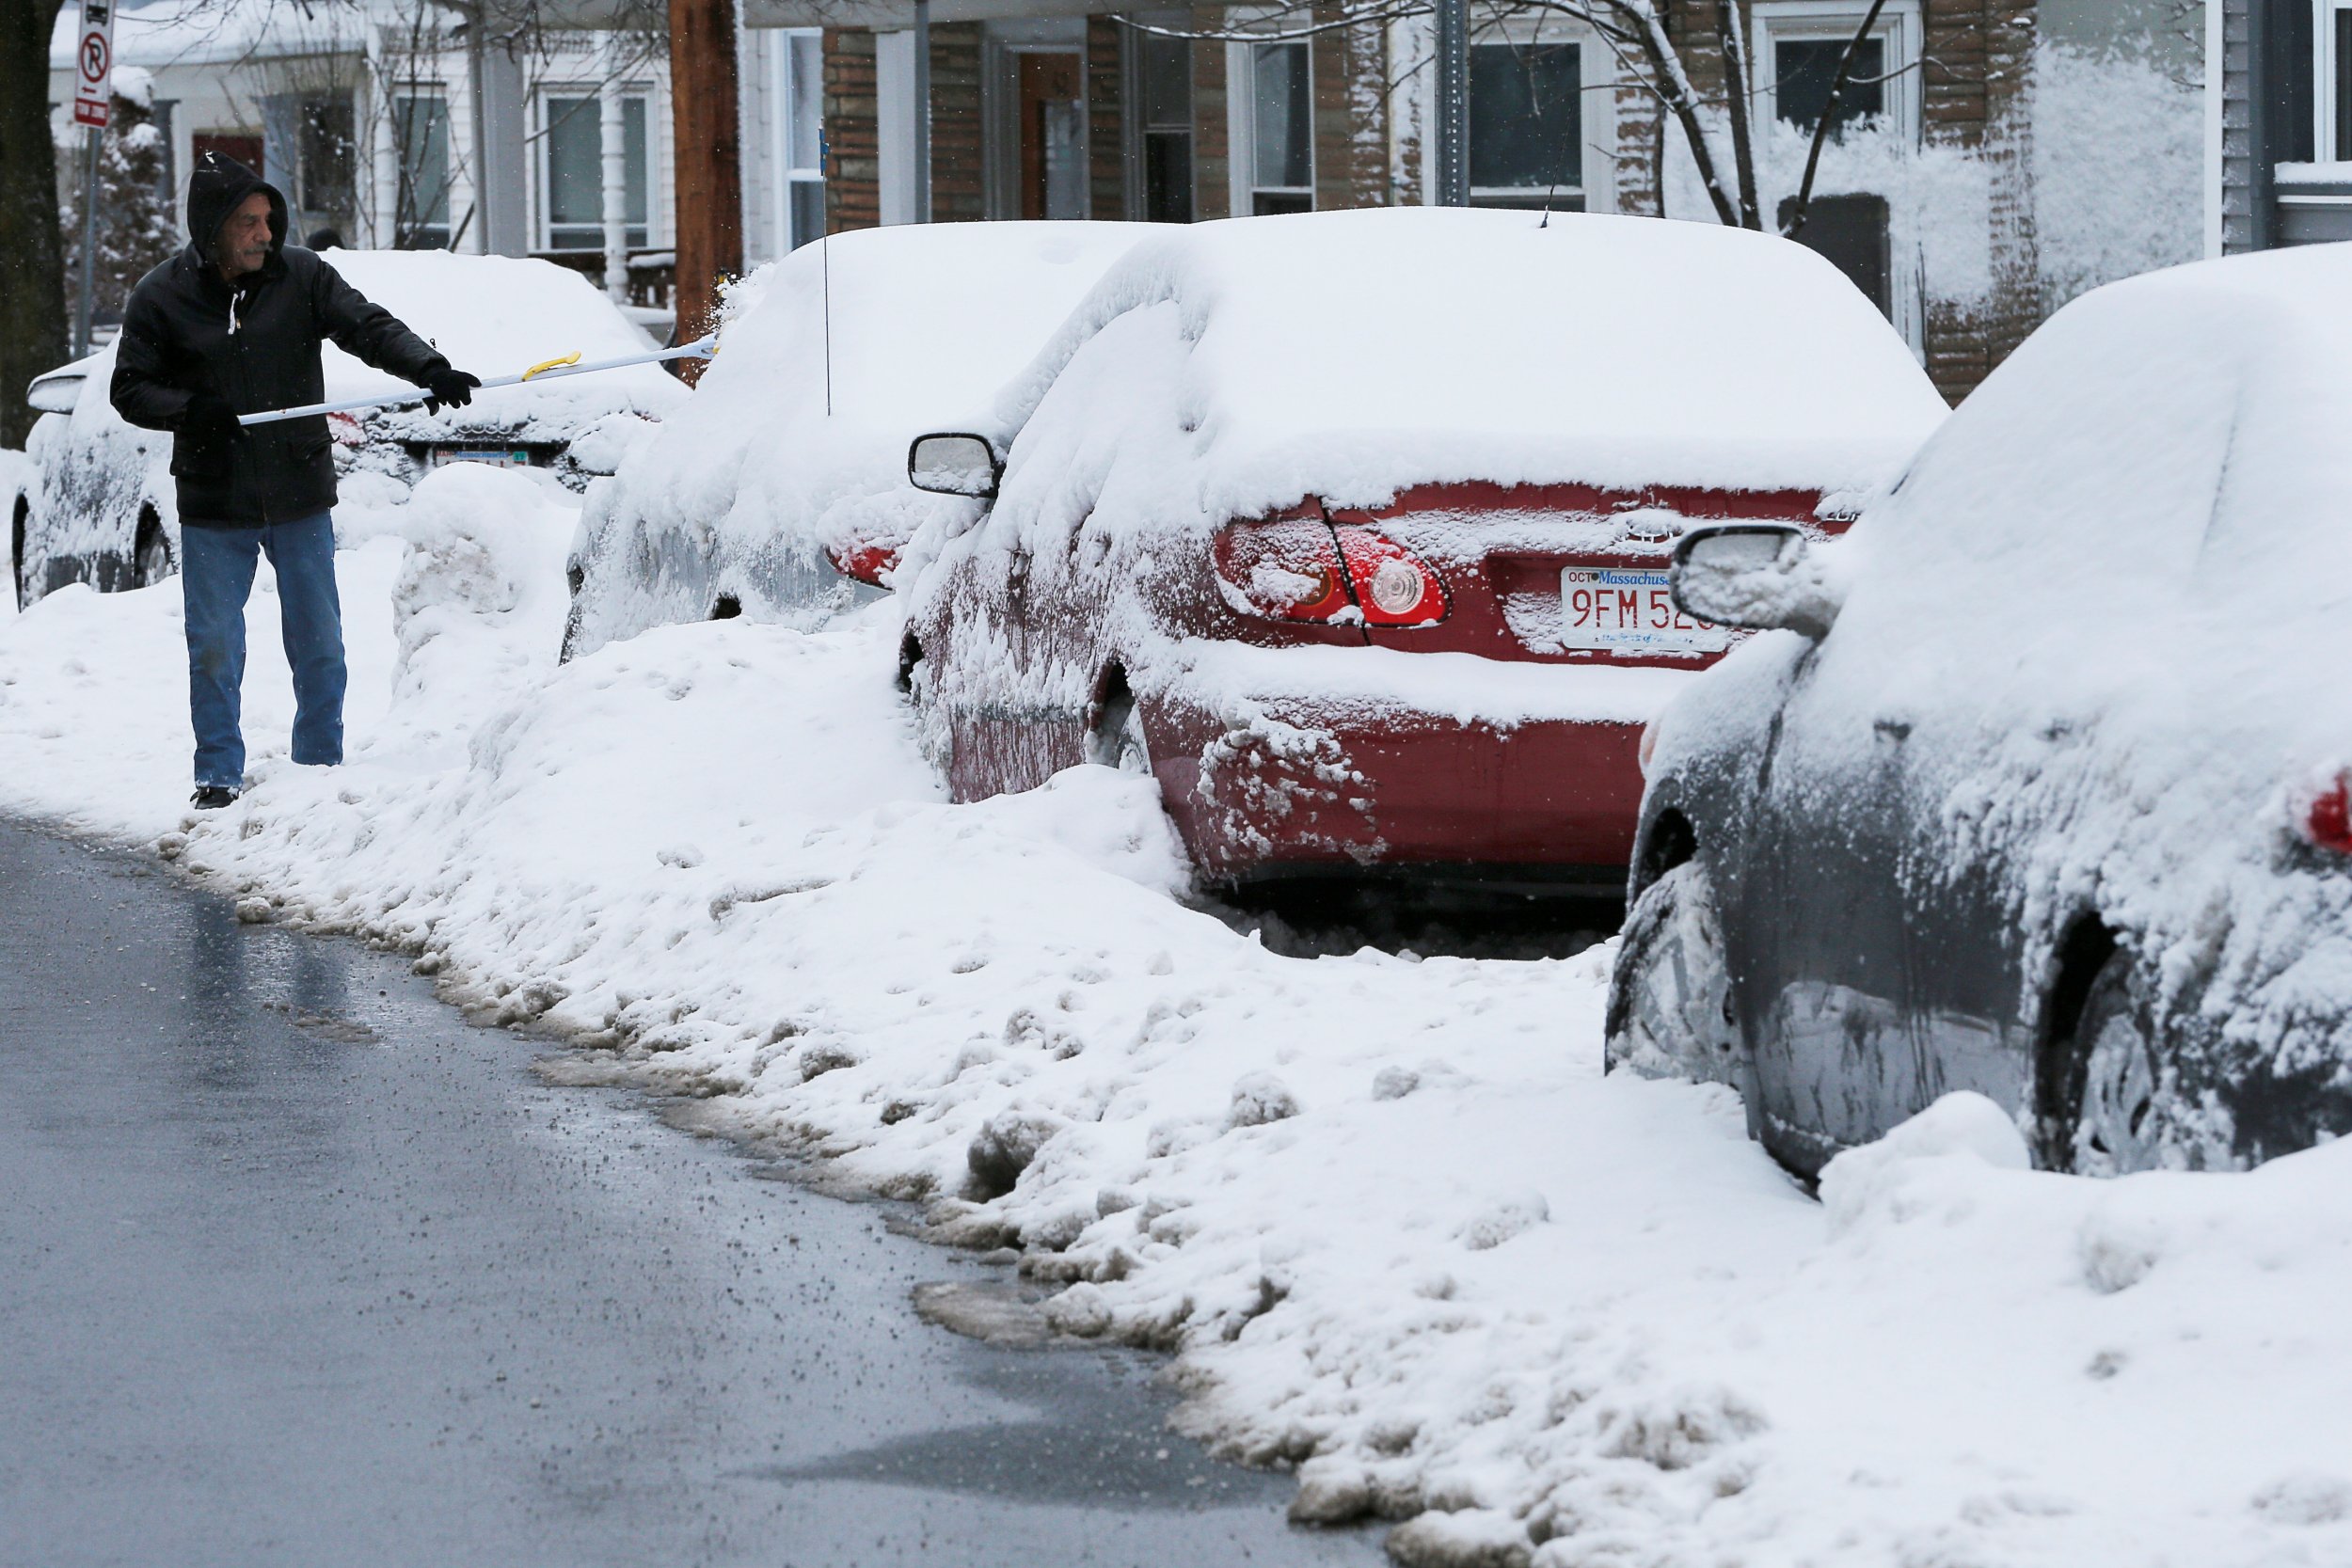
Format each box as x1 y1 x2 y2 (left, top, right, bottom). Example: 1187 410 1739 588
599 33 628 301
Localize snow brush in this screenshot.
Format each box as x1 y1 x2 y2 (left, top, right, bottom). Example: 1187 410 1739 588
235 335 718 427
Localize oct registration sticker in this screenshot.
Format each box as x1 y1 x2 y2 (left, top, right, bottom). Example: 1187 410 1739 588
1562 566 1732 656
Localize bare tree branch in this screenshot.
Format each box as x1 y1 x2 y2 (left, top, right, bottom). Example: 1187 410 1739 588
1783 0 1889 241
1714 0 1759 228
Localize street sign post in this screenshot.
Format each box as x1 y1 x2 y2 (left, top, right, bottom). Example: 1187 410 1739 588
72 0 115 129
71 0 116 358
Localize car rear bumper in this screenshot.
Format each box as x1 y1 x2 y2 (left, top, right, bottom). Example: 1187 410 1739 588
1143 646 1683 887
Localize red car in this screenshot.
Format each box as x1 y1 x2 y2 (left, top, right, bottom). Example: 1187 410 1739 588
899 209 1946 907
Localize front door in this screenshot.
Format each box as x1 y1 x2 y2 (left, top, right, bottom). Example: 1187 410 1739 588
1017 53 1087 219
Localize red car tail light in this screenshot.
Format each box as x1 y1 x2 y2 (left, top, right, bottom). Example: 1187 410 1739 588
2306 775 2352 853
1212 519 1355 622
1333 526 1450 626
827 543 901 587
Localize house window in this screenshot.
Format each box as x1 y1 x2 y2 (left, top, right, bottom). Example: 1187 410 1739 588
1773 35 1885 135
784 30 825 249
262 93 357 242
1469 41 1581 208
393 93 452 248
1232 39 1311 214
2313 0 2352 160
541 91 648 251
1136 30 1193 223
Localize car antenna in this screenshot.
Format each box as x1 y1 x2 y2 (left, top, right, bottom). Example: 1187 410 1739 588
1539 180 1559 230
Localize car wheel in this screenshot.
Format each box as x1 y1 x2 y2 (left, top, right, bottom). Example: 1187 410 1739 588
1089 689 1152 777
135 527 172 588
10 497 28 612
2068 953 2167 1177
1605 861 1742 1087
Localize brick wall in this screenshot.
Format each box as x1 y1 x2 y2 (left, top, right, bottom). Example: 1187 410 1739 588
824 28 879 232
933 23 987 222
1089 17 1127 219
1920 0 2041 404
1193 9 1231 219
1311 3 1389 211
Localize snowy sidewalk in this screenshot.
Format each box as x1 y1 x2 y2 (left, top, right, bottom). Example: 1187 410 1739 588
3 463 2348 1568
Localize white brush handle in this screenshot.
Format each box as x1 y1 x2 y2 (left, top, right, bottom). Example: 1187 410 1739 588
236 336 718 427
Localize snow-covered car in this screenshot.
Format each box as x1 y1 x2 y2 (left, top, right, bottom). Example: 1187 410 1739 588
898 208 1947 907
560 221 1150 661
8 249 684 610
1609 244 2352 1180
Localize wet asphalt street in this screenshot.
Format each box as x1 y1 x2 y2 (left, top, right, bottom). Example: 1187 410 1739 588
0 816 1378 1568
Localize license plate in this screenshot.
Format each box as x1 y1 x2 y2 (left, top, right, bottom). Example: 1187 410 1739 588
1561 567 1731 656
429 447 533 468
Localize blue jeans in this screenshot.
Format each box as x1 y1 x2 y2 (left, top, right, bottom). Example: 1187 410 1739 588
181 514 345 790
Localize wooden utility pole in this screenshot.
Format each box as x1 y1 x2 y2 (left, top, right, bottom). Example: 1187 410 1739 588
668 0 741 381
1 0 72 450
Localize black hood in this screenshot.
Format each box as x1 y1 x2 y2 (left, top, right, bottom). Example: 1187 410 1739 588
184 149 287 268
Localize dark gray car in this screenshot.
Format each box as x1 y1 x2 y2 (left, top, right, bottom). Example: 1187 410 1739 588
1606 245 2352 1180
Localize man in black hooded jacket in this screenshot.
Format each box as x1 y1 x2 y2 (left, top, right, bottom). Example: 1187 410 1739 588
112 151 481 809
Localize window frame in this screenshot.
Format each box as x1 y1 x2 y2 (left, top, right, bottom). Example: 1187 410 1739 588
2314 0 2352 164
533 83 653 254
1751 0 1922 147
778 27 827 250
391 87 453 249
1227 37 1315 216
1465 20 1586 210
979 23 1092 222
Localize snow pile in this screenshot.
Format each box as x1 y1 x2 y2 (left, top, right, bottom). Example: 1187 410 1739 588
564 221 1149 655
988 208 1946 515
3 455 2351 1563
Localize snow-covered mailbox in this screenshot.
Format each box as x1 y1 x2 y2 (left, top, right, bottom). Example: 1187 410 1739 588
1615 242 2352 1180
899 207 1947 911
559 221 1152 662
8 249 681 611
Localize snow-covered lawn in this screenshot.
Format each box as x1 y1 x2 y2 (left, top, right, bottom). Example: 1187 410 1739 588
3 463 2348 1568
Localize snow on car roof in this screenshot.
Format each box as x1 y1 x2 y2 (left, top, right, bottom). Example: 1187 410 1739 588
317 249 683 423
587 220 1152 559
697 219 1155 432
992 207 1950 509
1882 240 2352 578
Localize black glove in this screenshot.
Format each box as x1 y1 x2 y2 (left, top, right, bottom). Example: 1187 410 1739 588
181 390 240 446
421 368 482 415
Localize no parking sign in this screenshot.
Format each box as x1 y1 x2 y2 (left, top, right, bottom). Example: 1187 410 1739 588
72 0 115 130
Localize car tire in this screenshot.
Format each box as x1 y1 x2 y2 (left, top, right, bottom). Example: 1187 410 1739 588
1605 861 1743 1089
10 497 28 612
2064 952 2168 1177
135 527 172 589
1089 690 1152 777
